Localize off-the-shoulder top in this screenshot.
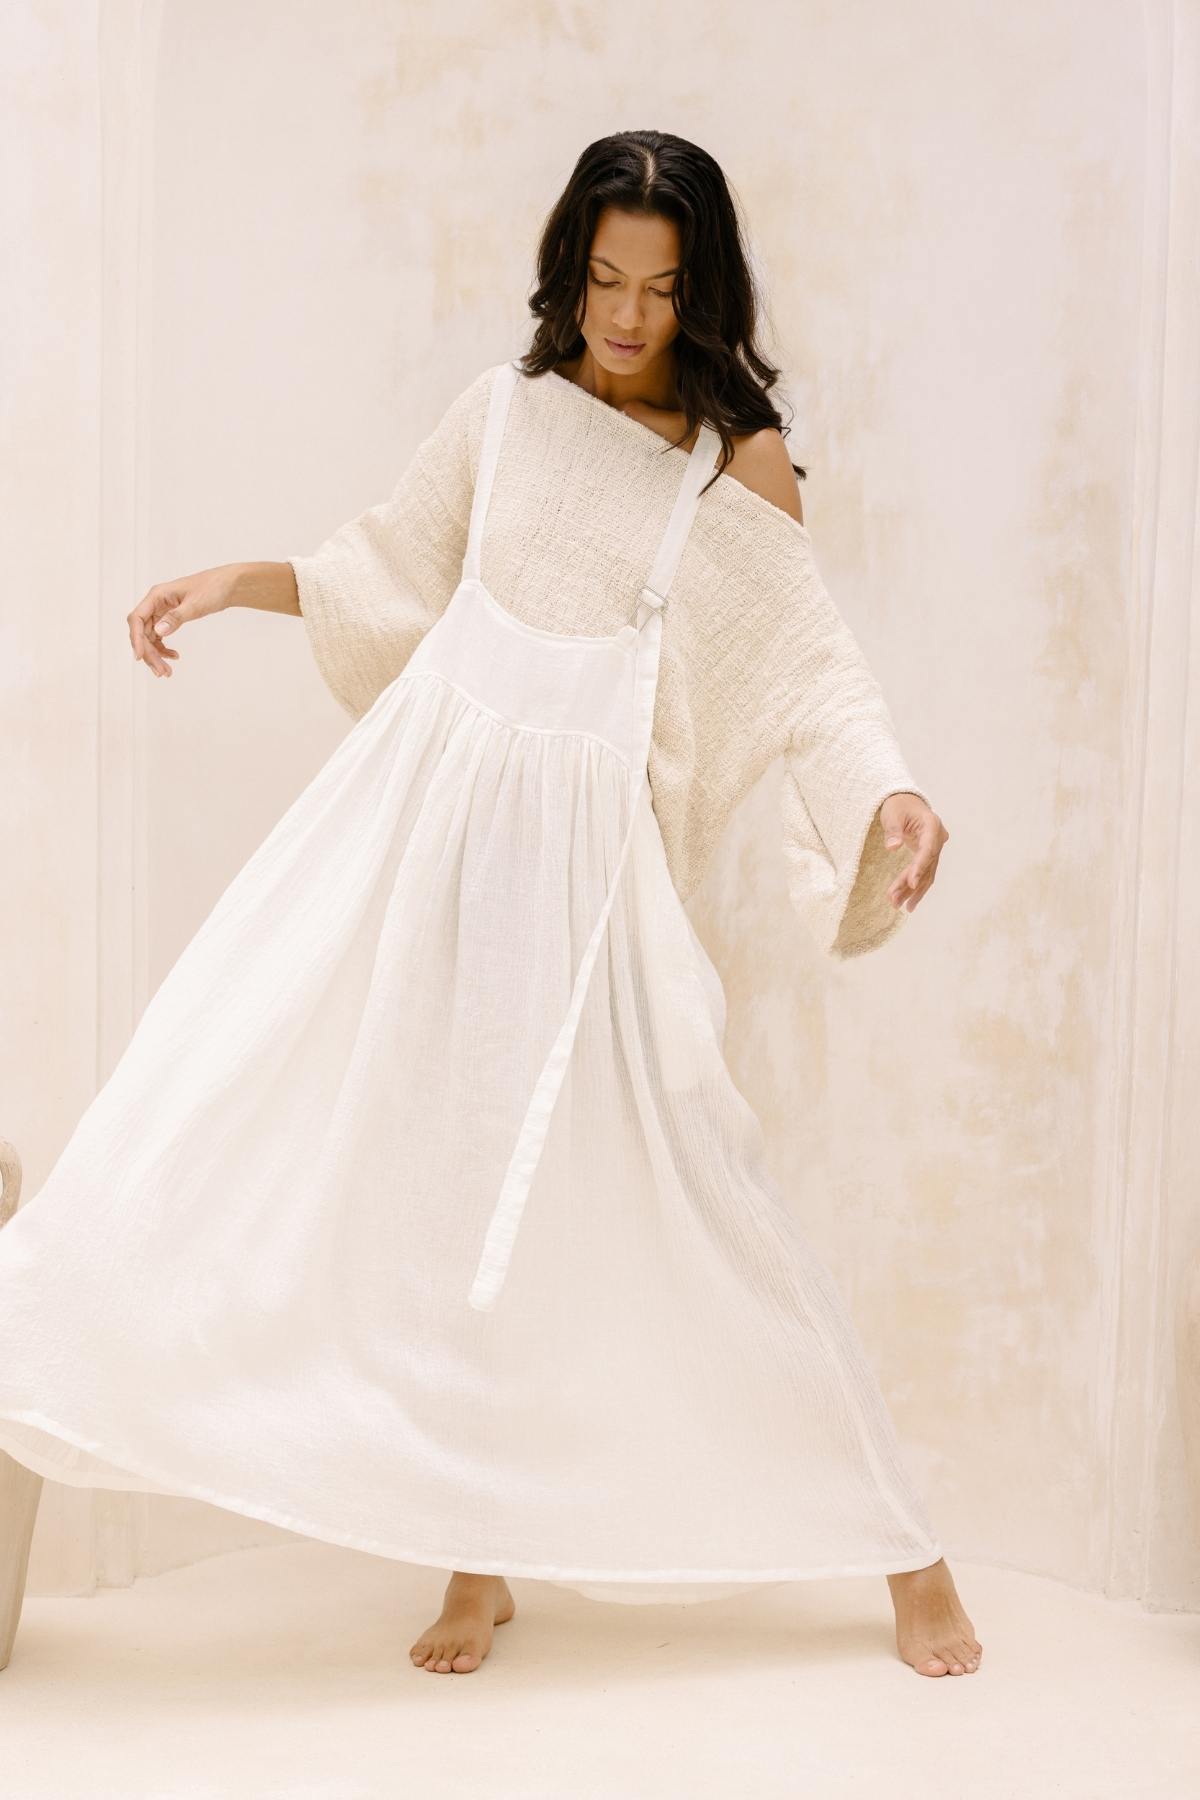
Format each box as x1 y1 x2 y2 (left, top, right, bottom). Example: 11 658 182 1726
288 361 931 958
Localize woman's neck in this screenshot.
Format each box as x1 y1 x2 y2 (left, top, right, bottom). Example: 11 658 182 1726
559 347 680 416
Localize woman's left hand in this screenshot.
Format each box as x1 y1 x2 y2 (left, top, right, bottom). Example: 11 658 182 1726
879 793 949 913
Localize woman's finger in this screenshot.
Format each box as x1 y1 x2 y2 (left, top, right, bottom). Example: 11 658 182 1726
904 843 942 907
129 590 162 665
883 803 949 911
129 586 184 677
142 619 172 677
888 821 941 906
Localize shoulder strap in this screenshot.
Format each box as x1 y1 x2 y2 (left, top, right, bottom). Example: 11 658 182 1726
636 424 722 626
462 359 521 582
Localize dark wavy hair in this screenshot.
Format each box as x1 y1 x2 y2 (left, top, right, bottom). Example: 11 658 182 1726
518 130 805 494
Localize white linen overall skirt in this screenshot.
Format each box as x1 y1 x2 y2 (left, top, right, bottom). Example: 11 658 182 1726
0 359 942 1604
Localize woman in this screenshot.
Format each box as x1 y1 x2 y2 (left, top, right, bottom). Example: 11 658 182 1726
0 131 977 1680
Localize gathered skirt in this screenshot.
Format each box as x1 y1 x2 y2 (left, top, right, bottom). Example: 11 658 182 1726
0 664 941 1604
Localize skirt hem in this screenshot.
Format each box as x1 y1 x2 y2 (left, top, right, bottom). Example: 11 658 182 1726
0 1406 943 1587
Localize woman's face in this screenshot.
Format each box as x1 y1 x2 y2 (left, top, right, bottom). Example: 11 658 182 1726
576 206 683 375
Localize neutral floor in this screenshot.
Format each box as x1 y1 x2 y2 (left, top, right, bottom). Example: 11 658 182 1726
2 1541 1196 1799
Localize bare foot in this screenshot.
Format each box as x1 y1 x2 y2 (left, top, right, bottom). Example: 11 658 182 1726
409 1570 516 1674
887 1557 982 1677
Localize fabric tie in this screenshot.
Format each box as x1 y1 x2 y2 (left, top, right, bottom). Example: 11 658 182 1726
466 605 662 1313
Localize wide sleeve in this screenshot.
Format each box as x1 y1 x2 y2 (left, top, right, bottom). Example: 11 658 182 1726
775 537 932 960
287 364 496 720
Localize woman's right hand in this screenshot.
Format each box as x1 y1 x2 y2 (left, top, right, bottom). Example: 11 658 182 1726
127 561 245 679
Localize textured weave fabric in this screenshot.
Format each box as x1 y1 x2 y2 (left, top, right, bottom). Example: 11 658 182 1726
289 362 932 960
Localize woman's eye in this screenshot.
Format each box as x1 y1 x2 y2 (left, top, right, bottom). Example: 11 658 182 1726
589 275 675 299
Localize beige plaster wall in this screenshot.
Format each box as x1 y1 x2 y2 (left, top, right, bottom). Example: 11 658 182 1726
3 0 1196 1608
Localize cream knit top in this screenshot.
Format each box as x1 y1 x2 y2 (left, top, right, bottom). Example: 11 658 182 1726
288 361 931 959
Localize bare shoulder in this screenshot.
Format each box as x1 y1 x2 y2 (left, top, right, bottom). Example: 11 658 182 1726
724 428 804 525
621 399 805 527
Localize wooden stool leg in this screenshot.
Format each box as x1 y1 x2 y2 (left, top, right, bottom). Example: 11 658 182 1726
0 1452 42 1671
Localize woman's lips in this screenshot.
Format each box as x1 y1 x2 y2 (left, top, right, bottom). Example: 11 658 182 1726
605 337 645 356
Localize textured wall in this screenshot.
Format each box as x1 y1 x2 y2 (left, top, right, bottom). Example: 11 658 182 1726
4 0 1196 1607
